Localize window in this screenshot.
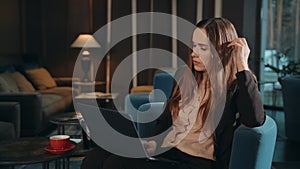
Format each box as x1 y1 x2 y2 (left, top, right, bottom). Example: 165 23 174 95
260 0 300 108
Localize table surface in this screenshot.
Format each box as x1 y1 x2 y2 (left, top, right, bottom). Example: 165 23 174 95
75 92 118 99
0 137 76 166
73 81 105 86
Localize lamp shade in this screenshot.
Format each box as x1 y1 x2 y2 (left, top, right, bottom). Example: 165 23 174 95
71 34 101 48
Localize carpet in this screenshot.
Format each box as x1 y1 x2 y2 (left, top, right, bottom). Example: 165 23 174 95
1 159 82 169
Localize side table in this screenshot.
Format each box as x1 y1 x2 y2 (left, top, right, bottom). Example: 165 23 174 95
74 92 118 109
73 81 105 93
0 137 75 169
49 112 82 135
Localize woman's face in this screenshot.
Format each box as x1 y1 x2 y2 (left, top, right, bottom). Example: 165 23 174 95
192 28 212 72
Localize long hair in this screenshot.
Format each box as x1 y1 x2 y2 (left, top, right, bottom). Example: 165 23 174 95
169 18 239 126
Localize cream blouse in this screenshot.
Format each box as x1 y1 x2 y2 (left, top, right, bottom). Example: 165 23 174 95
161 75 215 160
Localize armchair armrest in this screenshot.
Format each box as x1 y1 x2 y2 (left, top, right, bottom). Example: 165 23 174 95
229 115 277 169
124 93 150 122
0 102 20 138
0 92 43 136
137 102 165 138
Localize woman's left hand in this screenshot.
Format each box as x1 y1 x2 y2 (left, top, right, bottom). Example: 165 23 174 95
141 140 157 155
227 38 250 72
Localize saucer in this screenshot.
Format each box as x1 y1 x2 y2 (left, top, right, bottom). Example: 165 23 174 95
44 143 76 155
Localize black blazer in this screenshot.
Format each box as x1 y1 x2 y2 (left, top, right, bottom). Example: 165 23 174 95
153 70 266 169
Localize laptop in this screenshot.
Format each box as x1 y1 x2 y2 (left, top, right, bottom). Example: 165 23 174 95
76 103 178 165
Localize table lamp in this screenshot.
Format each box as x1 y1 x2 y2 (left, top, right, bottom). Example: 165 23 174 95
71 34 101 82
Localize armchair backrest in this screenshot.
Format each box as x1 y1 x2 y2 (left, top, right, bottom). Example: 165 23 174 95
281 76 300 141
152 71 175 102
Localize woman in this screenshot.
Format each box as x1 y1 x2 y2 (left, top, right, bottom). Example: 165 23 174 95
81 17 265 169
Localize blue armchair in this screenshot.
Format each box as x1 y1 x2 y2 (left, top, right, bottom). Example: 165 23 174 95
124 71 174 121
136 102 277 169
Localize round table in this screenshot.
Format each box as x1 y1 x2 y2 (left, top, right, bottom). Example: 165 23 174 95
50 112 92 149
49 112 82 135
0 137 75 169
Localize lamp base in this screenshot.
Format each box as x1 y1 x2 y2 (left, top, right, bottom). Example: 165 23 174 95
81 56 91 82
82 74 91 82
82 79 91 82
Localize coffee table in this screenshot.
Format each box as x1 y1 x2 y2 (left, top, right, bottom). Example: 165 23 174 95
0 137 75 169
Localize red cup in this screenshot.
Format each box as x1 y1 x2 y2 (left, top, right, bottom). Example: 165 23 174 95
49 135 70 150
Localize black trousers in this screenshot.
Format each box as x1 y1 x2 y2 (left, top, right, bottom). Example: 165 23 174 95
81 146 213 169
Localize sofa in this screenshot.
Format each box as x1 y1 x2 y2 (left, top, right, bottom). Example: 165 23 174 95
0 66 76 136
0 102 20 140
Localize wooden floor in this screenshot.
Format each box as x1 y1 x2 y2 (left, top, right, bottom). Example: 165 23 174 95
266 110 300 169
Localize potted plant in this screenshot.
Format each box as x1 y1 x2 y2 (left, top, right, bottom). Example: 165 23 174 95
265 47 300 83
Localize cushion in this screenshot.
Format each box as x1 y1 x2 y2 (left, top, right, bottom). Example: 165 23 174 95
0 72 19 93
11 72 35 92
25 68 57 90
0 77 9 92
130 85 153 94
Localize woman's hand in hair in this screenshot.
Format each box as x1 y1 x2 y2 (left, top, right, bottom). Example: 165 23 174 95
227 38 250 72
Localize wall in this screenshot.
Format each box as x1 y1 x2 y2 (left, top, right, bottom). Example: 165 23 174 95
0 0 262 87
0 0 22 65
223 0 262 78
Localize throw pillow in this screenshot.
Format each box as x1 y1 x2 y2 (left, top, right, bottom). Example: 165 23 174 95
25 68 57 90
0 72 19 93
11 72 36 92
0 76 9 92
